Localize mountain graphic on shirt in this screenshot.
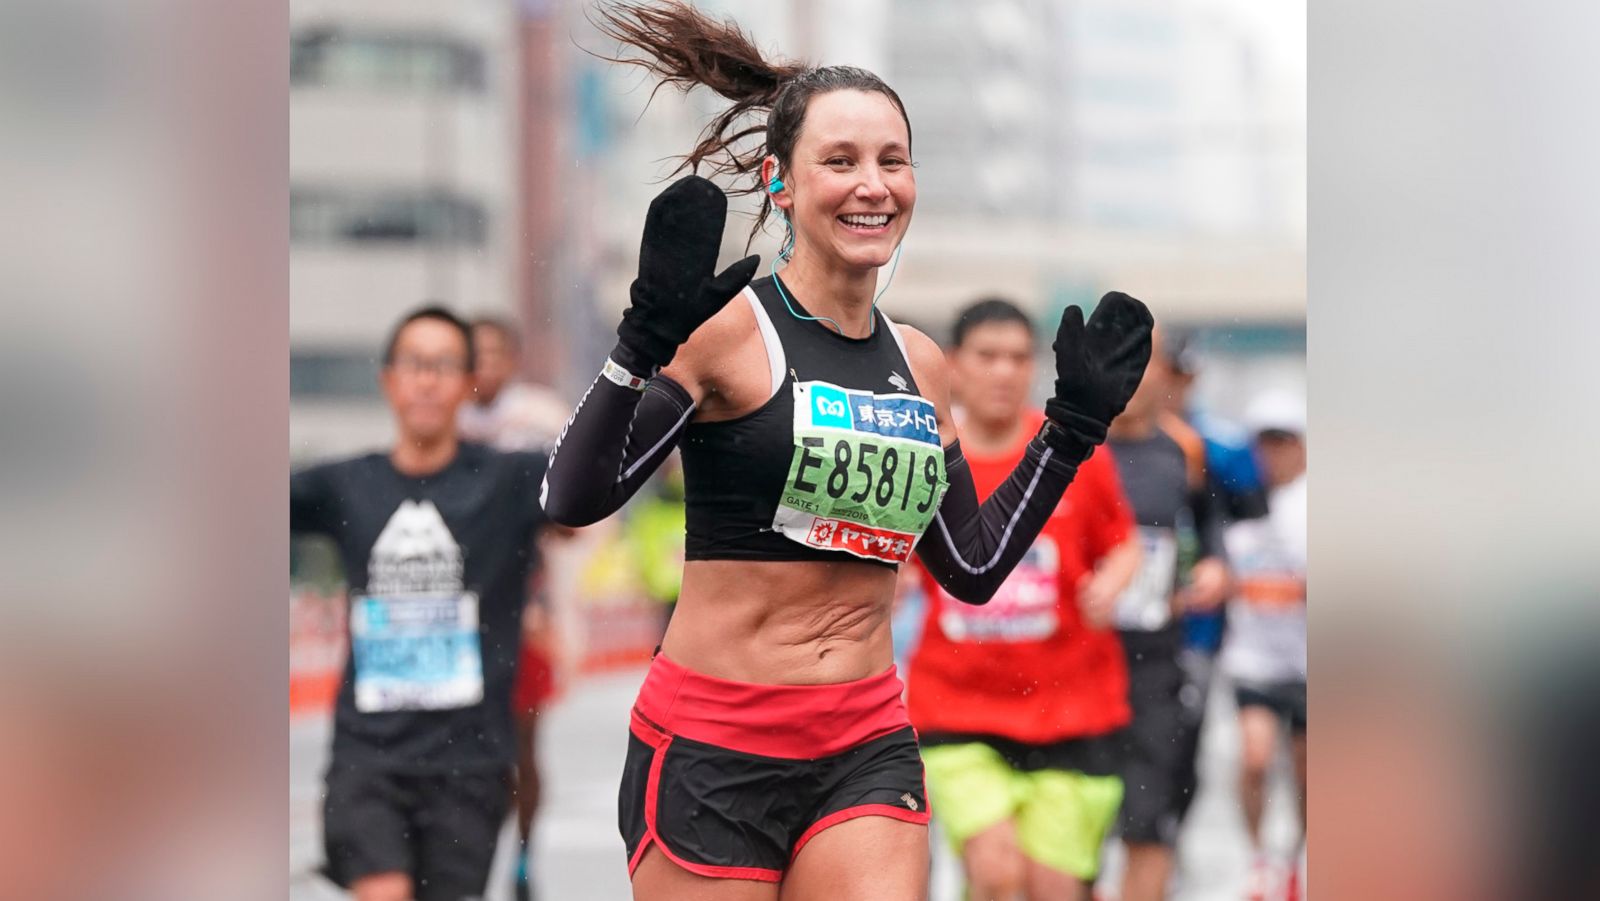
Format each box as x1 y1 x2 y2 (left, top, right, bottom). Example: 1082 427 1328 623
367 499 465 594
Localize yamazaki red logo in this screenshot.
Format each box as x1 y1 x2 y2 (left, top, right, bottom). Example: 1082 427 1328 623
807 517 916 562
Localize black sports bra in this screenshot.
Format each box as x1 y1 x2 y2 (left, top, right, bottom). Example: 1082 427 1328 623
680 276 949 567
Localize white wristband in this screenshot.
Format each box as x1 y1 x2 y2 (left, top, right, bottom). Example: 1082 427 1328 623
601 357 650 392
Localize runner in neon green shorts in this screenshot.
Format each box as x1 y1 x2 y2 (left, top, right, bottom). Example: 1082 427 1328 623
921 741 1124 882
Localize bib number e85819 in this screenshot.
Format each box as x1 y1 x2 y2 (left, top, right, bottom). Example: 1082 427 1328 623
772 381 948 563
793 437 942 513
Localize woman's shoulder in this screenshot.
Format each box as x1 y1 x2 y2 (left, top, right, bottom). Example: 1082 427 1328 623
892 322 946 386
688 281 761 351
893 321 942 360
663 280 769 409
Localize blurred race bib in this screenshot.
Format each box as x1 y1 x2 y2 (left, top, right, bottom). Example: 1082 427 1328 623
349 593 484 713
937 535 1061 642
1113 527 1179 631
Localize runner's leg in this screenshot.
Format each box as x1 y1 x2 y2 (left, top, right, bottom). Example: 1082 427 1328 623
1022 858 1091 901
1238 702 1283 900
1119 844 1174 901
631 846 779 901
351 872 412 901
962 818 1025 900
1238 704 1280 847
780 816 929 901
513 708 541 898
1292 729 1307 843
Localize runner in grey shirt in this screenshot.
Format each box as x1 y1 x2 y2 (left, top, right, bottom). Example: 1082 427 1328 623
1104 328 1231 901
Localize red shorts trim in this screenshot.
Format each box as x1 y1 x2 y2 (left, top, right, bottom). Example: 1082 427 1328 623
790 803 931 863
634 652 910 758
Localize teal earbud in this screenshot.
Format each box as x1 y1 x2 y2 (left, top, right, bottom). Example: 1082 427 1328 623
767 176 785 194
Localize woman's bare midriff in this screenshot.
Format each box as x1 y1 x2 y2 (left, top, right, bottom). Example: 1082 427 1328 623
661 558 900 685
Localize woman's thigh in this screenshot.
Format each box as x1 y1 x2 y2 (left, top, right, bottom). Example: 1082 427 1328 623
632 846 780 901
780 816 929 901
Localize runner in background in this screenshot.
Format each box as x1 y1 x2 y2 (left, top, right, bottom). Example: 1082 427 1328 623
459 315 572 901
1221 391 1308 901
1159 332 1269 661
1103 327 1232 901
292 307 552 901
906 299 1141 901
460 316 572 452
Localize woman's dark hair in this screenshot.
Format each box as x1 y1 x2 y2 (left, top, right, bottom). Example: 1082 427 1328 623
951 297 1035 348
383 305 476 372
593 1 913 247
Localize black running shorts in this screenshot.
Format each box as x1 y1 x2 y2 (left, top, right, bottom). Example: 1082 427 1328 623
321 761 510 900
1116 630 1202 847
619 653 929 882
1235 678 1308 734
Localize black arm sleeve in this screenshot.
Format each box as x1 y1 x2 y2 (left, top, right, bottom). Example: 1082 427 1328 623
539 369 695 527
290 463 336 535
915 436 1086 606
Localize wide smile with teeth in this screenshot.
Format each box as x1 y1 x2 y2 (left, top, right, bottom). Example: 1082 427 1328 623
838 212 893 230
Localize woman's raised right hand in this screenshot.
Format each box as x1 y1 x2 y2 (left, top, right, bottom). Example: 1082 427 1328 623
613 175 761 376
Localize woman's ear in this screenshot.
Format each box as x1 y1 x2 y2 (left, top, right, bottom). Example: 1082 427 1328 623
762 156 789 210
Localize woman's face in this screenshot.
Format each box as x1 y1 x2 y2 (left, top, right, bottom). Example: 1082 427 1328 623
770 89 915 273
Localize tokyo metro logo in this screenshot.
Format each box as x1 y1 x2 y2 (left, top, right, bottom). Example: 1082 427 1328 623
809 384 853 428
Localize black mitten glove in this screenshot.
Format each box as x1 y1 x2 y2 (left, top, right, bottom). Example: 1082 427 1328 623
612 175 761 376
1040 291 1155 461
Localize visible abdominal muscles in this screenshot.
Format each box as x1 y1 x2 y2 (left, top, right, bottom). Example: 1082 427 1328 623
669 559 898 683
766 597 887 660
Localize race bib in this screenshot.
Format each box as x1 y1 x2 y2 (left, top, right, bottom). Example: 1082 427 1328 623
349 592 484 713
1225 519 1307 610
771 380 948 563
1113 527 1179 631
937 535 1060 642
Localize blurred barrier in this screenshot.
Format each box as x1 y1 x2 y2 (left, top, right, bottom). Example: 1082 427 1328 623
289 589 346 715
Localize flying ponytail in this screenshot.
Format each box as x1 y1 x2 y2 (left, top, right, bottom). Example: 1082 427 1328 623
593 1 912 246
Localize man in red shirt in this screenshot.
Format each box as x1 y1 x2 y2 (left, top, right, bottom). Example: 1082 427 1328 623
907 298 1141 900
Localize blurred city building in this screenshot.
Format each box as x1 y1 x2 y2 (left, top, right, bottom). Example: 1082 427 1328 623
290 0 522 460
577 0 1304 405
290 0 1304 457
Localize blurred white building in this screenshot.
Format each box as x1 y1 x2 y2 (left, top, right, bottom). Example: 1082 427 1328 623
289 0 521 460
573 0 1304 341
289 0 1306 458
877 0 1305 332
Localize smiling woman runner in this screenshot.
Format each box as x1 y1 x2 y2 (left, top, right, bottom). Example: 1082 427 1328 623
541 3 1153 899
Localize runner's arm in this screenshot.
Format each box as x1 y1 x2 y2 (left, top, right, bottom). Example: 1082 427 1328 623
543 176 756 527
917 436 1089 605
290 463 337 534
538 372 694 527
895 324 1093 606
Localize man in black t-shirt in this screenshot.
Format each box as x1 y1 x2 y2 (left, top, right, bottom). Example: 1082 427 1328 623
292 306 550 901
